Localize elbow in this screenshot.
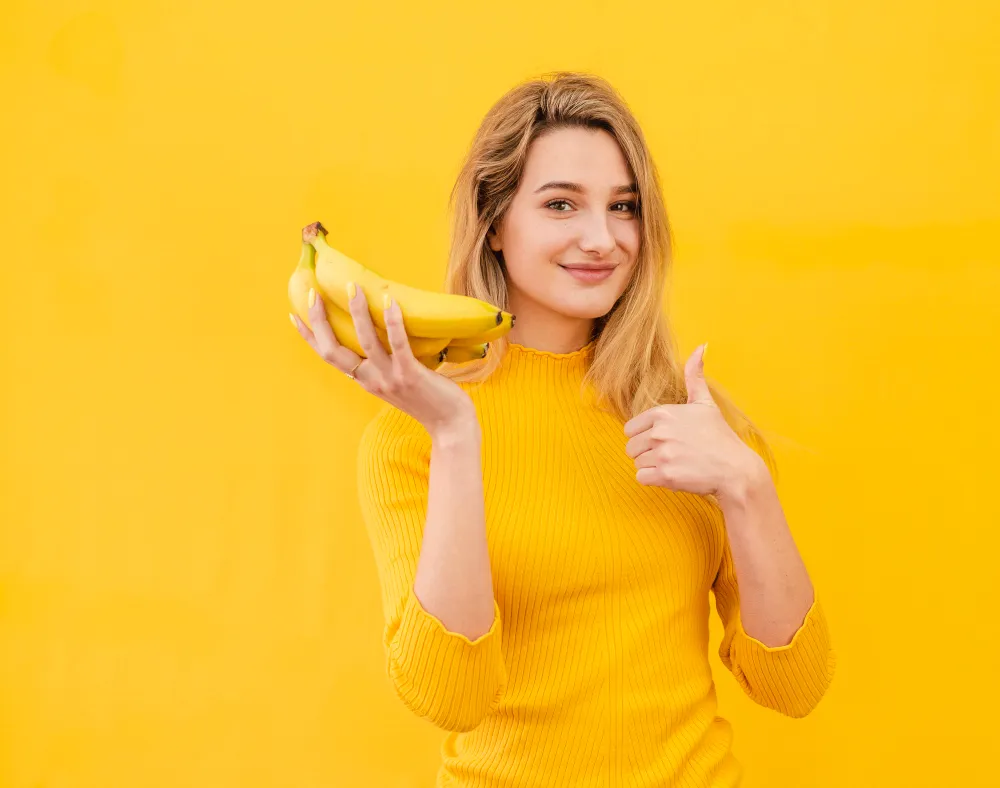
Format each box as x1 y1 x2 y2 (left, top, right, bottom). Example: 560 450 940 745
383 590 508 732
390 668 506 732
778 684 830 719
728 645 837 719
784 645 837 718
774 658 837 719
726 599 837 719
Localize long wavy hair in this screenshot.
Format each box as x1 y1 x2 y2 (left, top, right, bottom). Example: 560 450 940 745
438 71 777 479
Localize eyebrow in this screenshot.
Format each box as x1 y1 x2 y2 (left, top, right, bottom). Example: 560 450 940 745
533 180 638 196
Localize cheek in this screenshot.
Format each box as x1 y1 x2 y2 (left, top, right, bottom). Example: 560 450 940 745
504 253 564 302
611 258 637 294
619 223 641 258
503 220 566 279
510 218 566 261
612 225 641 284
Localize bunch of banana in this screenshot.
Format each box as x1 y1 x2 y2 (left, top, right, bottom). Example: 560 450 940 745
288 222 514 370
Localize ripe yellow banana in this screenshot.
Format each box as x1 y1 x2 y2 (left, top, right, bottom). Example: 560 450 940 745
288 242 450 358
447 318 516 347
304 221 514 340
443 342 489 363
417 349 449 371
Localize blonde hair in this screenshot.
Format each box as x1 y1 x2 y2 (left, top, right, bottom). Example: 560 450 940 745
439 71 777 480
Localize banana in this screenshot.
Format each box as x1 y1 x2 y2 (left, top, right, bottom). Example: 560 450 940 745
416 349 449 371
447 315 516 346
288 242 450 358
443 342 489 363
304 221 514 340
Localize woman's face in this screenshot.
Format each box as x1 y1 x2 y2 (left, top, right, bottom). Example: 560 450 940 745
488 126 641 341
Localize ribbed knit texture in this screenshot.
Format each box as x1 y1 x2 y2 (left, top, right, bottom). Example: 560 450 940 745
356 341 835 787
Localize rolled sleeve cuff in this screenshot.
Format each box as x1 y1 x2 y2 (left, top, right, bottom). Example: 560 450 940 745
386 588 507 731
725 598 837 718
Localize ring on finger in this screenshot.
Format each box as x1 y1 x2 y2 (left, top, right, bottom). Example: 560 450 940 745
345 359 363 381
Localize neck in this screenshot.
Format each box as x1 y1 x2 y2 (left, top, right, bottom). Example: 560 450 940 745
506 293 595 355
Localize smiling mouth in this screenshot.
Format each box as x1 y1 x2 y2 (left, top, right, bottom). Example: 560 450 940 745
558 264 617 282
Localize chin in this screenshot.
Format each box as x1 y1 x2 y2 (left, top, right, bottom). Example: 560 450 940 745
549 293 620 321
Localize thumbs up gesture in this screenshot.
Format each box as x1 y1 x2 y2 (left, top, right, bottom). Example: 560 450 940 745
623 344 759 498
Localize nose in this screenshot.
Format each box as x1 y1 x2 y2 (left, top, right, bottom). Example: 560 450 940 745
578 214 617 258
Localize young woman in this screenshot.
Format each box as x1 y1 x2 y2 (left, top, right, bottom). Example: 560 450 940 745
292 71 835 787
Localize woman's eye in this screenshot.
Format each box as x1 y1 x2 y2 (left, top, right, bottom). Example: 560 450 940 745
546 200 638 214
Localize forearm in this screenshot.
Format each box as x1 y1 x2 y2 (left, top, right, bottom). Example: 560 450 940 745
413 413 496 641
718 457 815 648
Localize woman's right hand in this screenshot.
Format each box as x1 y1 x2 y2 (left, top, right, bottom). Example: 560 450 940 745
292 285 478 440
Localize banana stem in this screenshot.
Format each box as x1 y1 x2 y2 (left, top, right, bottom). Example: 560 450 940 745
297 241 316 270
302 221 328 244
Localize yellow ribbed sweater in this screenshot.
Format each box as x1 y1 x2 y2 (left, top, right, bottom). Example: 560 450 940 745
356 341 835 787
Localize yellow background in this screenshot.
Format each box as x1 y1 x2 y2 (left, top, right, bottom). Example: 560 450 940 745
2 0 998 785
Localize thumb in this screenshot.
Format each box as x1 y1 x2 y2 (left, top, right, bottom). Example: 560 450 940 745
685 343 713 405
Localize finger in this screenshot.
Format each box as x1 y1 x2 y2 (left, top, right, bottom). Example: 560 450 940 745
382 295 416 364
347 284 391 372
636 467 660 486
308 288 361 371
624 432 656 460
624 408 656 438
290 312 315 346
291 312 329 361
634 449 661 469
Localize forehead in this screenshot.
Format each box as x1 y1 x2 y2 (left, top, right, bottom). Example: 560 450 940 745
521 126 633 188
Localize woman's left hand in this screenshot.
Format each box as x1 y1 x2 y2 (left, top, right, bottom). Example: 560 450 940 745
624 344 758 498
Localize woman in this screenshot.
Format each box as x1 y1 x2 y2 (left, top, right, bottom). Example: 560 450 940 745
292 71 835 787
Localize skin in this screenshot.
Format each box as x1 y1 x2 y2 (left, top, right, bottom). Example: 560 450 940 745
488 126 641 354
291 125 816 649
625 344 816 647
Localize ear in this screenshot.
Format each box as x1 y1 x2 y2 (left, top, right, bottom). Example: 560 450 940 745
487 224 503 252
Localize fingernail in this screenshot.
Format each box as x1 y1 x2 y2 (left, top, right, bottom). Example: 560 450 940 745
289 313 297 329
383 292 392 311
308 288 316 308
347 281 357 301
703 343 709 361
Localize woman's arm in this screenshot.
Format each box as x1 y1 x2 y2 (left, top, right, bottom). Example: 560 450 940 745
296 281 507 731
712 443 836 718
357 405 507 733
414 411 497 640
716 456 815 648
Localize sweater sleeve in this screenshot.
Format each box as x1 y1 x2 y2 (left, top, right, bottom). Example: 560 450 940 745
355 406 507 732
712 537 836 718
711 427 837 718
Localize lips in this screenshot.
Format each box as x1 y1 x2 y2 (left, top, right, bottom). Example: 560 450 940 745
559 264 616 283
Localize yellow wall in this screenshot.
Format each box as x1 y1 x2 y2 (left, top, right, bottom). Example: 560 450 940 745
2 1 997 785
